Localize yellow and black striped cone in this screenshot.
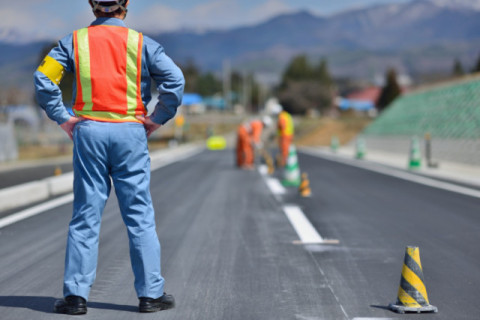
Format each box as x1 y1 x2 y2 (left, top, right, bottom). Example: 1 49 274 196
298 172 312 197
389 246 438 314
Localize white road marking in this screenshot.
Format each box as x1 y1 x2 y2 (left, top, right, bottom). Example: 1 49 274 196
352 318 394 320
265 177 286 195
258 164 269 176
283 205 324 244
0 193 74 229
302 148 480 199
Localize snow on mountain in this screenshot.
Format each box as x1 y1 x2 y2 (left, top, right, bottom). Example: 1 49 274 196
426 0 480 11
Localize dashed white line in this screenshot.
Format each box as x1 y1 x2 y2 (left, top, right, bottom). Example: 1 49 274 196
283 205 324 244
265 177 286 195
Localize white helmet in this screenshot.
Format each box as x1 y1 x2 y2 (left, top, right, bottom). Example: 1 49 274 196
90 0 129 13
270 103 283 115
262 116 272 128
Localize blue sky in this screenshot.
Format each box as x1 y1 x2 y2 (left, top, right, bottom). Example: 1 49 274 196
0 0 412 42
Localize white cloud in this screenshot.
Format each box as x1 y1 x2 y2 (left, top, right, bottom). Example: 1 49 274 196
0 0 294 41
0 8 53 42
249 0 293 22
0 0 80 42
128 4 182 33
129 0 293 33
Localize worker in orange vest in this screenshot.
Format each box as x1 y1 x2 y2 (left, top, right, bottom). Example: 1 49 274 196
271 104 294 167
236 122 254 169
34 0 183 314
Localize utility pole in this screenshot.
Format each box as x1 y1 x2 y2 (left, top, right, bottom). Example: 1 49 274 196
222 59 231 111
242 71 252 114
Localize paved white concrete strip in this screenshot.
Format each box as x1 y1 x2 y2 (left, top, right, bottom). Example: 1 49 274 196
46 172 74 196
0 145 204 228
0 193 74 229
0 181 50 212
302 148 480 199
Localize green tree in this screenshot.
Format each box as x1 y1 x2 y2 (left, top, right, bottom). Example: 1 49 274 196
313 58 333 85
278 55 335 114
377 68 402 112
452 58 465 76
472 54 480 73
196 72 222 96
281 55 313 84
181 59 200 93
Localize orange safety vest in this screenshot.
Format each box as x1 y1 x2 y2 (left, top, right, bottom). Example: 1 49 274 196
73 25 145 123
278 111 294 137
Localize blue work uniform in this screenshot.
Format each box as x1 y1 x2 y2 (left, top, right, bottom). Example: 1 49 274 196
34 18 185 301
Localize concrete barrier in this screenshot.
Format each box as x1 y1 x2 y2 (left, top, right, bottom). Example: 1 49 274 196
0 181 50 212
0 143 205 213
46 172 74 196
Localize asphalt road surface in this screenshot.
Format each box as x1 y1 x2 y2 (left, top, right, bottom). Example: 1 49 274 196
0 149 479 320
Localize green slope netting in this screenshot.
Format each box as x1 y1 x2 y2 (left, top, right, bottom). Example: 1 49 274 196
363 76 480 139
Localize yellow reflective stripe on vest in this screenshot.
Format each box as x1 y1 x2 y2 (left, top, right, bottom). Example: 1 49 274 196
278 111 294 136
76 28 93 111
126 29 140 115
37 55 65 86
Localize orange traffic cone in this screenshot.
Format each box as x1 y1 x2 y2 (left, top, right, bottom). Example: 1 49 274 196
389 246 438 314
298 172 312 197
54 166 62 176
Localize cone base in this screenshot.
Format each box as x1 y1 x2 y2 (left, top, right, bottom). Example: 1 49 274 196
389 303 438 314
409 160 421 169
282 179 301 187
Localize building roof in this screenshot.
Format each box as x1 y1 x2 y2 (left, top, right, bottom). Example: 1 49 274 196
346 87 381 104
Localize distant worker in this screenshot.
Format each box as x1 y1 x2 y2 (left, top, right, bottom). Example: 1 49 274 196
236 121 254 169
250 116 272 163
34 0 184 315
250 116 272 147
271 104 294 167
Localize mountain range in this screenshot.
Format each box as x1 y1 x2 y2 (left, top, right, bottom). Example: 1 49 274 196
2 0 480 88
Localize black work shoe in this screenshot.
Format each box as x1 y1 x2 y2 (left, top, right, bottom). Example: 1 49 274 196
139 293 175 313
54 295 87 315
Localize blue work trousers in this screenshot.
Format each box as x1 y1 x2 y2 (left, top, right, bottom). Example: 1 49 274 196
64 120 164 300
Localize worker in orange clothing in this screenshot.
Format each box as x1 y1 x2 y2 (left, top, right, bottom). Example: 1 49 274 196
236 122 254 169
250 116 272 164
271 104 294 167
